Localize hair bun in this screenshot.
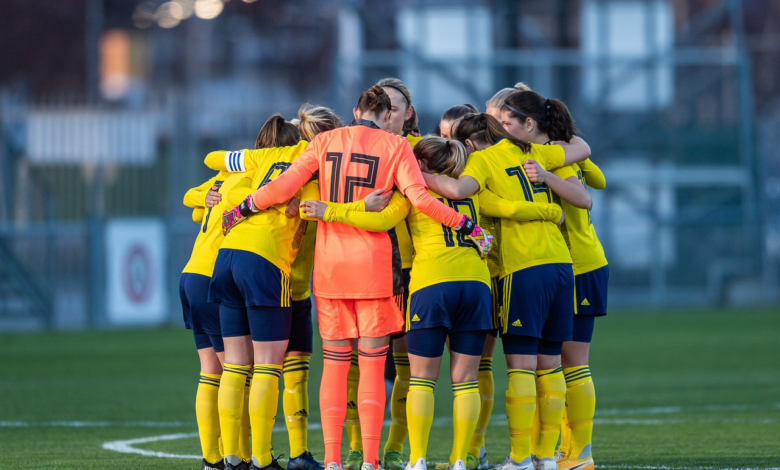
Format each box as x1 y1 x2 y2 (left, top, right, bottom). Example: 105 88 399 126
372 85 385 96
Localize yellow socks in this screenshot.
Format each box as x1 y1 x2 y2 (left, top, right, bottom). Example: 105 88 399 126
506 369 536 463
196 372 222 464
283 355 311 457
563 366 596 459
346 350 362 451
406 377 436 463
240 374 252 462
249 364 283 468
450 381 480 465
535 367 566 459
468 357 494 457
384 352 411 454
218 363 252 464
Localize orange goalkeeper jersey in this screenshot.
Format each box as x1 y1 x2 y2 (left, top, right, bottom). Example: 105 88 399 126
250 120 465 300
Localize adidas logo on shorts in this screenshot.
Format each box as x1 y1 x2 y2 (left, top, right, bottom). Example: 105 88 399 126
412 314 421 322
581 298 590 306
512 319 522 327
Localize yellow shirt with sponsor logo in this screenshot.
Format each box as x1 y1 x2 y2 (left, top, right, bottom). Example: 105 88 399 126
205 143 315 275
462 138 571 277
182 171 254 277
552 163 608 276
406 179 490 296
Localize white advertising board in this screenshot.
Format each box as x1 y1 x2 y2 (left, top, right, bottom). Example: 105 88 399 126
106 218 167 325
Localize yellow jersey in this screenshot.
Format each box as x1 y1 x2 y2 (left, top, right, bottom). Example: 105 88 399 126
182 171 252 277
206 143 315 275
406 181 490 296
393 132 422 269
290 221 316 301
552 163 608 276
463 138 571 277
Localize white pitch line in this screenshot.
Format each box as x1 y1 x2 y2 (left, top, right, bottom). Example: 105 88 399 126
101 433 780 470
102 432 201 459
0 420 191 428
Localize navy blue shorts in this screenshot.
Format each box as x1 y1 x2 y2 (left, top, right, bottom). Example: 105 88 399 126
180 273 223 351
194 332 225 353
500 263 574 342
220 304 292 342
407 327 487 358
407 281 493 333
572 315 596 343
575 265 609 316
208 249 291 309
391 268 412 340
287 297 314 353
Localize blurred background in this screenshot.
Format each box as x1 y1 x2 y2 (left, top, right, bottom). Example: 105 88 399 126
1 0 779 332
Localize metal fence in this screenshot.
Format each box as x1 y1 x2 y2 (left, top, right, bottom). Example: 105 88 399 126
0 0 778 331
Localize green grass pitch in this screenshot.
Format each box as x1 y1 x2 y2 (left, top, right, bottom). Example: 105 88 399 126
1 307 778 469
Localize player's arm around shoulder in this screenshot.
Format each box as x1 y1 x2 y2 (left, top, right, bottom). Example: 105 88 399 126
183 174 220 208
478 188 562 224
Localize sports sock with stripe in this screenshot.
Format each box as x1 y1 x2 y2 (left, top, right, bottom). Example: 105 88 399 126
468 357 494 457
535 367 567 459
406 377 435 463
321 345 352 465
240 374 252 462
450 381 481 465
218 363 251 465
563 366 595 460
196 372 223 464
357 345 389 468
283 355 311 457
506 369 536 463
346 350 363 452
250 364 283 468
384 352 411 454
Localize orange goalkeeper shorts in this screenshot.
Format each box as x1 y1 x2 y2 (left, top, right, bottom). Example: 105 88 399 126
316 295 405 340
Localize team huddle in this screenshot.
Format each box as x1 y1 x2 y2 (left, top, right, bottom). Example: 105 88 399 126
180 78 608 470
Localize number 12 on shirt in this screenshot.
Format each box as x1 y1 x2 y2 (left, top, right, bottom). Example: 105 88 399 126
325 152 380 202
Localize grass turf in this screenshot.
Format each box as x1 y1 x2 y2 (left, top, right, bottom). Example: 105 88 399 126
1 307 778 469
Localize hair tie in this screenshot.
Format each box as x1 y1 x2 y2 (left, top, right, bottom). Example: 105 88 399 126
383 85 410 106
545 99 551 110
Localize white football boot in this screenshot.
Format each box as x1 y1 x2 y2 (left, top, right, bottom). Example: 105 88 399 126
491 456 534 470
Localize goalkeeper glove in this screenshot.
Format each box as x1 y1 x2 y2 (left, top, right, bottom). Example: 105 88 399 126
222 195 258 235
455 215 493 259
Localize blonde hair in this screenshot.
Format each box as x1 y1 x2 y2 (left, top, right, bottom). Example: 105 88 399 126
296 104 343 141
485 82 533 109
413 136 467 178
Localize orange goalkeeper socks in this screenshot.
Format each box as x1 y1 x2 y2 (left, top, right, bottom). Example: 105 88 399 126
358 344 389 469
320 346 352 465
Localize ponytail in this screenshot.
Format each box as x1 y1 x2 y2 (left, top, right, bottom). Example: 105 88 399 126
413 136 467 178
296 104 343 141
503 91 579 142
356 86 391 116
255 114 301 149
452 113 531 154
